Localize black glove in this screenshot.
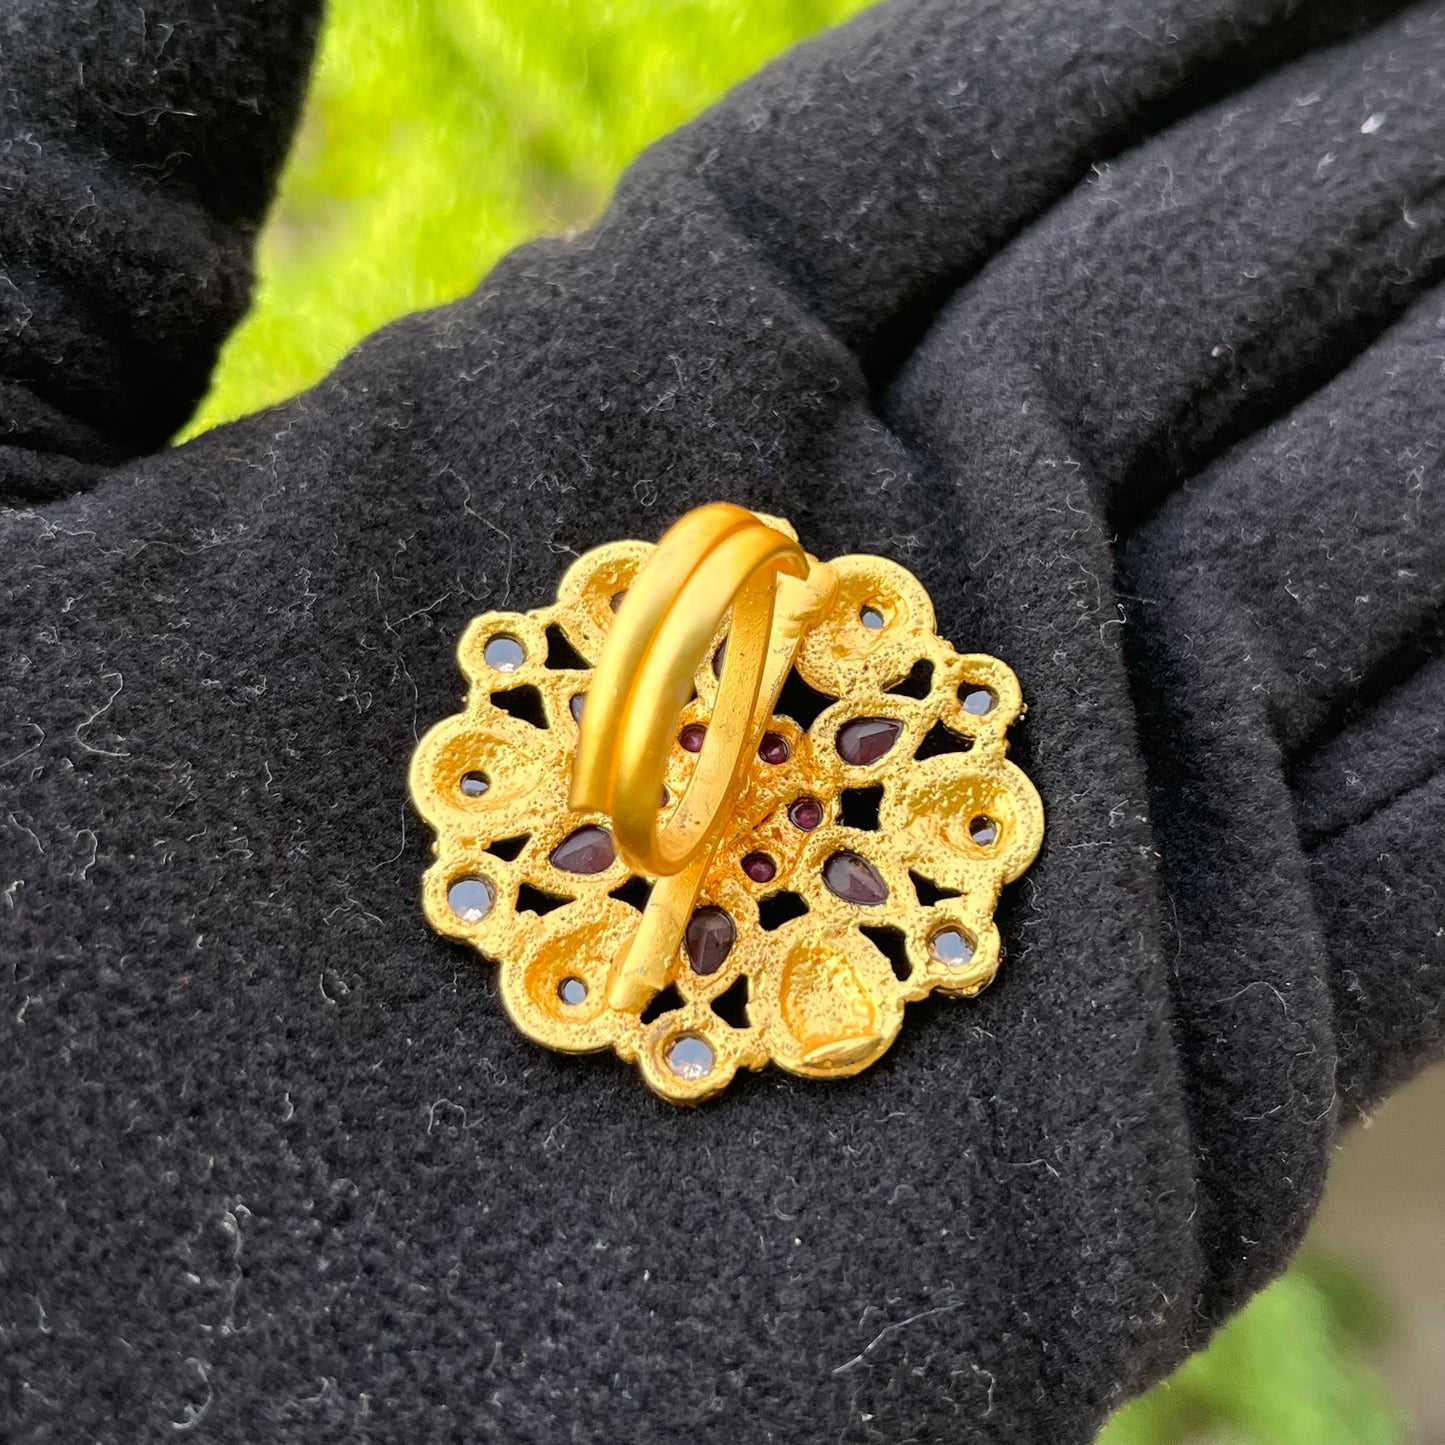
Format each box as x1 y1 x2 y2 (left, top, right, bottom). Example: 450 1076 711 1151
3 0 1441 1441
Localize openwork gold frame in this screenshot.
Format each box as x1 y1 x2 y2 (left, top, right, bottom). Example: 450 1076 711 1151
410 513 1043 1103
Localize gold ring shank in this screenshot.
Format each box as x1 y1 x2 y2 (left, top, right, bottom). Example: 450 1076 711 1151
571 506 806 877
571 503 753 819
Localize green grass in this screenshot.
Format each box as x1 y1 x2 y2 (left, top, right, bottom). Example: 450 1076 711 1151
190 0 875 433
197 7 1407 1441
1100 1260 1402 1445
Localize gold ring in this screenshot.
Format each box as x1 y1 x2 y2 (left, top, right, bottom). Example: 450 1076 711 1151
571 503 807 876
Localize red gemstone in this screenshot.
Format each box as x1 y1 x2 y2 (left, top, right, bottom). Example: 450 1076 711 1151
822 851 889 905
680 724 706 753
712 639 727 678
758 732 790 765
741 852 777 884
684 906 736 976
835 716 902 765
788 797 824 831
550 825 615 874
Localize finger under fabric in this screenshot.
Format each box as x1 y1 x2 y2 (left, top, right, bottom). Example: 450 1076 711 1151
668 0 1413 364
872 0 1445 1346
1293 650 1445 1115
1108 287 1445 1323
883 0 1445 536
1123 284 1445 764
321 0 1442 592
1292 654 1445 853
0 0 321 492
1309 761 1445 1117
0 380 133 503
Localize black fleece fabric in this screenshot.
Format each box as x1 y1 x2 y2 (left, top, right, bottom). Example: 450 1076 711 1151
2 1 1443 1441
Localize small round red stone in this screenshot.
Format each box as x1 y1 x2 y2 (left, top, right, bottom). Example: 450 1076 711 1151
741 852 777 884
758 732 790 765
679 724 706 753
788 797 824 831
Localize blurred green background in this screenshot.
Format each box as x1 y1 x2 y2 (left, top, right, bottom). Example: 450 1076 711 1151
191 0 879 432
191 5 1437 1441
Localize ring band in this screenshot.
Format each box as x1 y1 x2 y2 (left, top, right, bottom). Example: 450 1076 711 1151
571 503 807 876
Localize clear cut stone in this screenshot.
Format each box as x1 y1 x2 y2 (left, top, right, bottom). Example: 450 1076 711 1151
929 929 975 966
484 635 526 672
448 876 494 923
667 1035 714 1080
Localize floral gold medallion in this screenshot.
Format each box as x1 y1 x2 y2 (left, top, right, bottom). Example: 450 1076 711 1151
409 504 1043 1103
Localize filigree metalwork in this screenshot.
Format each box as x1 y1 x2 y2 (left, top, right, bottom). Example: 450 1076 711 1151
410 521 1043 1103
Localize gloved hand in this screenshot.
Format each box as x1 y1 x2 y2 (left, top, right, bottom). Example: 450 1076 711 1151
3 0 1441 1441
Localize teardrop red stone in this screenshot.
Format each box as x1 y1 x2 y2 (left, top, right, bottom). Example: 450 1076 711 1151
822 851 889 906
550 825 615 874
835 717 902 766
684 906 736 976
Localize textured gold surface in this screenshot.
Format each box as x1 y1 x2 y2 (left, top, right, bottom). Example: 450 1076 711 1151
410 530 1043 1104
